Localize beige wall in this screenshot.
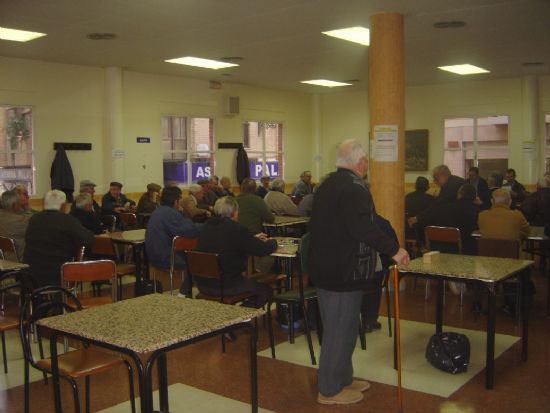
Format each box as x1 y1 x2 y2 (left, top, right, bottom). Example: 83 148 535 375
0 56 313 197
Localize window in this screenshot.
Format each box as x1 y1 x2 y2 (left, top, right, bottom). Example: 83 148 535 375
161 116 215 186
545 114 550 174
0 106 34 194
244 121 283 179
443 115 509 178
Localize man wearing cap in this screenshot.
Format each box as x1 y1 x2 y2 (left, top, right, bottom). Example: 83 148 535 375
137 183 161 214
71 179 102 221
101 181 136 216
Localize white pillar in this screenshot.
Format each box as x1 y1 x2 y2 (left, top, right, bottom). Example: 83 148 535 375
521 75 539 184
104 67 124 183
312 94 322 179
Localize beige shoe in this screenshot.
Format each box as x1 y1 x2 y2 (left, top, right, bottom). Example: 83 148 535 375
346 379 371 392
317 389 363 405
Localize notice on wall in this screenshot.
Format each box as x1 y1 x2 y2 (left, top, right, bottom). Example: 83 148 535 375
522 141 536 160
372 124 398 162
112 148 125 159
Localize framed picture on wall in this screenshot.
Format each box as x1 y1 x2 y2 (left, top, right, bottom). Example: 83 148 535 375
405 129 429 171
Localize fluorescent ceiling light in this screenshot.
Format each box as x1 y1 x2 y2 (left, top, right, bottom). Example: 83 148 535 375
438 64 490 75
322 26 370 46
300 79 352 88
0 27 46 42
165 56 239 70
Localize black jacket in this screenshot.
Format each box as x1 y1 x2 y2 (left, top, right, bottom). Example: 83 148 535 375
70 208 104 234
50 146 75 202
308 168 399 292
23 210 95 287
438 175 465 203
405 191 434 216
196 216 277 289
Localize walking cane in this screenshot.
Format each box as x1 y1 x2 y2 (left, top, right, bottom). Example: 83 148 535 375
392 264 404 413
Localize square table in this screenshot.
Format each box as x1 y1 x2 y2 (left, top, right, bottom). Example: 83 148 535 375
38 294 263 413
263 216 309 236
398 254 534 389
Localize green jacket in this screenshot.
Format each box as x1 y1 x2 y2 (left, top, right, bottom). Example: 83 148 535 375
236 192 274 234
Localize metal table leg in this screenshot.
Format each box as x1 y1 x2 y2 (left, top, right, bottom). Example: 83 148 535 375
435 278 444 334
485 284 496 389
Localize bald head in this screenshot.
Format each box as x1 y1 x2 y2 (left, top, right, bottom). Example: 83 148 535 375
335 139 368 177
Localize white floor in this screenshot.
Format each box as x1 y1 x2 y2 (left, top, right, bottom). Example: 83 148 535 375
258 317 520 398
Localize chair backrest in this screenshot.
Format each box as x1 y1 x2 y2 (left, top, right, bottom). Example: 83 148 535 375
184 250 221 279
477 238 520 259
425 226 462 253
91 236 116 257
20 286 81 366
0 236 18 261
170 236 198 269
119 212 138 230
61 260 117 301
102 214 117 232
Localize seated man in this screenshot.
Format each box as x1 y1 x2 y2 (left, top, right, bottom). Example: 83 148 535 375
70 193 104 234
521 174 550 229
219 176 235 197
197 178 218 208
291 170 313 197
466 167 490 209
136 183 161 214
264 178 299 215
478 189 530 240
0 189 31 260
256 176 270 198
14 184 37 215
180 184 211 221
24 190 95 287
101 181 136 216
195 196 277 307
405 176 434 217
145 186 201 296
70 180 102 221
237 178 274 234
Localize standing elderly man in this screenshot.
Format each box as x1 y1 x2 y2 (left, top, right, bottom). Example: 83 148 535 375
432 164 465 203
291 170 314 197
0 189 30 260
309 139 409 405
24 190 95 287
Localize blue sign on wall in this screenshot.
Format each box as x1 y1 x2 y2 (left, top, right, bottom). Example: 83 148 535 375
249 161 279 179
163 161 212 184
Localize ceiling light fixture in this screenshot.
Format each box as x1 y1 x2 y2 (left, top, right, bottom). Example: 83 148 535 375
322 26 370 46
165 56 239 70
0 26 46 42
300 79 352 88
438 64 490 75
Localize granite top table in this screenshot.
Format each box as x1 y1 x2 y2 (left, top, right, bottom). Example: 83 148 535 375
101 228 146 244
0 259 28 273
39 294 263 413
264 216 309 227
397 253 534 389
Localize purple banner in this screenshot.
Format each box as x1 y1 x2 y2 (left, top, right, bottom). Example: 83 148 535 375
249 161 279 179
163 161 212 183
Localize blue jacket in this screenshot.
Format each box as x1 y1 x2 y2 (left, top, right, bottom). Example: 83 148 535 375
145 206 200 269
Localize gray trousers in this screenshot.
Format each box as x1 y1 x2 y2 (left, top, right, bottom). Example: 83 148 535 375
317 288 363 396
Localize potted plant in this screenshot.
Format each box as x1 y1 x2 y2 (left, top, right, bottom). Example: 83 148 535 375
6 114 30 150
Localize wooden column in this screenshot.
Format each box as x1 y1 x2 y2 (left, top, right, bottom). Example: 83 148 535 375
368 13 405 245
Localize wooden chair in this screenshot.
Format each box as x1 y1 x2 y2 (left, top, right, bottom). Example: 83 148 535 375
20 286 135 413
424 226 465 305
0 271 33 374
149 236 198 295
267 233 318 365
91 236 136 299
61 260 118 308
185 250 272 353
0 235 19 262
477 238 522 322
119 212 138 230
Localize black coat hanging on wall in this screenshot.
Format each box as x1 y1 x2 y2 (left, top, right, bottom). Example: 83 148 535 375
50 145 75 202
236 144 250 185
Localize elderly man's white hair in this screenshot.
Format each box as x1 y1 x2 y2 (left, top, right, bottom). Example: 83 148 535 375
44 190 66 210
74 193 92 209
214 196 238 218
188 184 202 194
335 139 366 168
491 188 511 206
271 178 286 192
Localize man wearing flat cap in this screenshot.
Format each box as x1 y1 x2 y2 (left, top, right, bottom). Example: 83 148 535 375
101 181 136 217
137 183 161 214
71 179 102 221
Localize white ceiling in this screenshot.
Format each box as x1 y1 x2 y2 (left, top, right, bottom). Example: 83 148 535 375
1 0 549 92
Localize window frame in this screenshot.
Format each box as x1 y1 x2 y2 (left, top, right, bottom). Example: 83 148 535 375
243 120 284 179
161 114 215 186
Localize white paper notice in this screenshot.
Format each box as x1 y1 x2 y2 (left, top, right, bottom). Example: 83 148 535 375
373 124 398 162
112 148 125 159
